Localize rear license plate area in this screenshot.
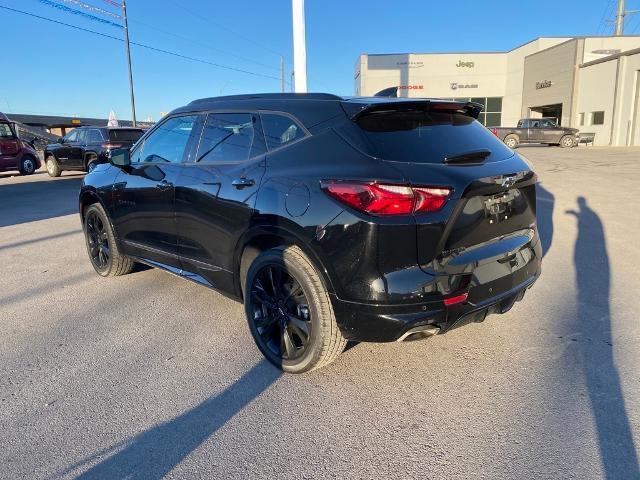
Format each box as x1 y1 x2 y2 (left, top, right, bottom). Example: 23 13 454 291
483 190 517 224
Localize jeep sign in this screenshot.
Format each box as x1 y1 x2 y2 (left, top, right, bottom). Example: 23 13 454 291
456 60 475 68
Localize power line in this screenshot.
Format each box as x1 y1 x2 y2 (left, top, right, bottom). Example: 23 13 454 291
129 18 281 72
0 4 286 83
597 0 615 34
168 0 286 59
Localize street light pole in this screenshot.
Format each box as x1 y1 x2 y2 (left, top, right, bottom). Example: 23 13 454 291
122 0 137 126
615 0 626 35
291 0 307 93
280 56 285 93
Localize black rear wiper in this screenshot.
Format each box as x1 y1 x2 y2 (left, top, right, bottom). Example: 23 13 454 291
443 149 491 165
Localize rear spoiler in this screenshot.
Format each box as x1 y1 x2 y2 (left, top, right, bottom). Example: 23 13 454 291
345 100 484 121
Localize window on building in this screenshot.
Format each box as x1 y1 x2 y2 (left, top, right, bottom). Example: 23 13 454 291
591 111 605 125
448 97 502 127
579 113 585 126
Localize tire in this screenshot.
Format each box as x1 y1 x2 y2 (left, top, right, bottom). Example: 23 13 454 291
83 203 134 277
45 155 61 177
86 155 98 173
504 134 519 149
19 156 37 175
244 246 346 373
560 135 575 148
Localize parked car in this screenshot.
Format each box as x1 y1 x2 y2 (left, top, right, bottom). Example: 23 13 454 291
79 93 541 373
490 118 579 148
0 112 41 175
44 126 144 176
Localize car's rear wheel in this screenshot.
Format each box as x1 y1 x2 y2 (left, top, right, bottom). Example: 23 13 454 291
504 134 519 149
86 154 98 173
244 246 346 373
560 135 575 148
19 156 36 175
83 203 134 277
46 155 61 177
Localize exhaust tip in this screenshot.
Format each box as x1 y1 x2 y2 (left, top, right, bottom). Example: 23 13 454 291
397 325 441 342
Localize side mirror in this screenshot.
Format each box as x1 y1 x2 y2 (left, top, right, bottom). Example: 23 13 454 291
109 148 131 167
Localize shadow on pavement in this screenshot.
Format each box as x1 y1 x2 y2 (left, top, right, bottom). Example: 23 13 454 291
56 359 281 479
0 175 83 227
566 196 639 479
536 183 554 257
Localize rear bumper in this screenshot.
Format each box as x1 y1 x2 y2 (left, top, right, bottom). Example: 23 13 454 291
331 243 541 342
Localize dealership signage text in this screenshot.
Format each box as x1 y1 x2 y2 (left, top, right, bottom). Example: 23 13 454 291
456 60 475 68
536 80 553 89
450 82 478 90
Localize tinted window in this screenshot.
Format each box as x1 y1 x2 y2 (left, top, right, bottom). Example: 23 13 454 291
65 130 78 142
0 123 14 138
355 110 513 164
260 113 305 150
87 129 104 143
134 115 197 164
197 113 262 163
109 129 144 142
541 119 556 128
76 129 87 144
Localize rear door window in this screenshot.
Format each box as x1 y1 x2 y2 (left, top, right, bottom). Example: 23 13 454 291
196 113 265 163
355 110 513 163
87 129 104 143
0 123 15 138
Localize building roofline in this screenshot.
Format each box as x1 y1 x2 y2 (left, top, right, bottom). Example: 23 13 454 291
360 35 640 58
580 46 640 67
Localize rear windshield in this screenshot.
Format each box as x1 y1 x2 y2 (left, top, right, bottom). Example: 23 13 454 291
109 129 144 142
355 110 513 163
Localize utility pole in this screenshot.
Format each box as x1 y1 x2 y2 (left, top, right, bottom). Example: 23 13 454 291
122 0 137 126
291 0 307 93
615 0 626 35
280 56 285 93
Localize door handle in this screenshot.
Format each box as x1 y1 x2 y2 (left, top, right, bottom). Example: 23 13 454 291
156 179 173 190
231 177 255 189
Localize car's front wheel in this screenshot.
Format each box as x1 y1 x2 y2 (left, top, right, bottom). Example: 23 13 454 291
560 135 575 148
83 203 134 277
244 246 346 373
504 134 519 149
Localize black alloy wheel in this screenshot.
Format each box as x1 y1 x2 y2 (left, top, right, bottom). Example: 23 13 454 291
85 210 111 272
248 264 312 362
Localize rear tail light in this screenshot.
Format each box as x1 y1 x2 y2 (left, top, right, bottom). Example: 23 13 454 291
321 181 451 215
489 128 499 137
101 142 123 149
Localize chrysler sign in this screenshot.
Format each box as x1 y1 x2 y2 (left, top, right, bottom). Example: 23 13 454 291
536 80 553 89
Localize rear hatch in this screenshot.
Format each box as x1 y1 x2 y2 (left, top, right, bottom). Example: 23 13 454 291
108 128 144 147
346 100 537 274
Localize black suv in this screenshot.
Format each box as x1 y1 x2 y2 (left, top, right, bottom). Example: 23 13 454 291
44 126 144 176
79 93 541 373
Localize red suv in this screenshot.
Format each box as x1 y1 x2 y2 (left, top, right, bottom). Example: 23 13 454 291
0 113 41 175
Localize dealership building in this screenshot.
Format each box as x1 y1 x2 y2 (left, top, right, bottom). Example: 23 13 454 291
354 36 640 146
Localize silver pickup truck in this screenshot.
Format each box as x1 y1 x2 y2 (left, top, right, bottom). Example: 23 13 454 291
490 118 580 148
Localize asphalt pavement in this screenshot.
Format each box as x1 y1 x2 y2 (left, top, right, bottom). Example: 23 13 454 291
1 147 639 479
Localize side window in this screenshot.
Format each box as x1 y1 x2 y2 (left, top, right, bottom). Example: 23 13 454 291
87 129 104 143
531 120 540 128
76 129 87 144
0 123 15 139
260 113 307 150
196 113 262 163
65 130 78 143
134 115 197 164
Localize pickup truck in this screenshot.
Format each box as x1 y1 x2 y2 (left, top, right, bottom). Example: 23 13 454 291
490 118 580 148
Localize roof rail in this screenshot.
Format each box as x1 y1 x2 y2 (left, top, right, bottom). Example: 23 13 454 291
189 93 343 105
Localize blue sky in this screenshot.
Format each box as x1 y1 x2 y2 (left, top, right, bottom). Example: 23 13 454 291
1 0 637 120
